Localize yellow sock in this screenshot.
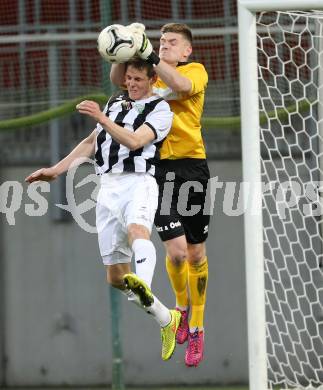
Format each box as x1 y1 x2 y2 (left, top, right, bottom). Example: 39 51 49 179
165 256 189 309
188 258 208 330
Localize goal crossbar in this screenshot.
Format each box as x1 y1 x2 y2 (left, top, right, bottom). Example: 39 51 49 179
239 0 323 12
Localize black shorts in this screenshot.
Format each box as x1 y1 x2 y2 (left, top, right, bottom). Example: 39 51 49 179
154 158 210 244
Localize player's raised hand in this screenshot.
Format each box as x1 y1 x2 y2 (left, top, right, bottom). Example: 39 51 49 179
126 23 145 44
127 23 160 65
25 167 58 183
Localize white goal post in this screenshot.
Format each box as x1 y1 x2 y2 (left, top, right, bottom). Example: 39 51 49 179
238 1 323 390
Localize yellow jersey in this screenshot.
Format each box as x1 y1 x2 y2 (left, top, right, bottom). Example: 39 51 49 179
153 62 208 160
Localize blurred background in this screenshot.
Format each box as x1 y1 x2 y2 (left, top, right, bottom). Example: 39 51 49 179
0 0 247 388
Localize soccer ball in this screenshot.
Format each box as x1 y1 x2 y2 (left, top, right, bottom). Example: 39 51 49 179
97 24 136 63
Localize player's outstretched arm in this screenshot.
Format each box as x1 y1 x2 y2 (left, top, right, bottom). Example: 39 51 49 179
25 130 96 184
25 167 58 183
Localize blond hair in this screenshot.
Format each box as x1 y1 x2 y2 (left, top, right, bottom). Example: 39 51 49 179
160 23 193 44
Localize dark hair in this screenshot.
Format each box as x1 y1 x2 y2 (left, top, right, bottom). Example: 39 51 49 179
161 23 193 44
125 56 156 79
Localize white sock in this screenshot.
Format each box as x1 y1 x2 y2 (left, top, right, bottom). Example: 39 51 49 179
122 288 171 327
146 295 171 327
132 239 156 288
122 288 141 308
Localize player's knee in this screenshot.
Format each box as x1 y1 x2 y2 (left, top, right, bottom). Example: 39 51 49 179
167 249 187 265
106 273 124 290
165 236 188 265
187 244 206 264
188 256 205 266
127 223 150 244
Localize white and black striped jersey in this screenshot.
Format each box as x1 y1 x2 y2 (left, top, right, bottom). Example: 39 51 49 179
94 92 173 176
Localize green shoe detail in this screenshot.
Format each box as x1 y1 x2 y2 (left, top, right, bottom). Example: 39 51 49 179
161 309 181 361
123 273 154 307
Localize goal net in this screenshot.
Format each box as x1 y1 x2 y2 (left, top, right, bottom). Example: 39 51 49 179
0 0 240 165
0 1 239 123
257 10 323 389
